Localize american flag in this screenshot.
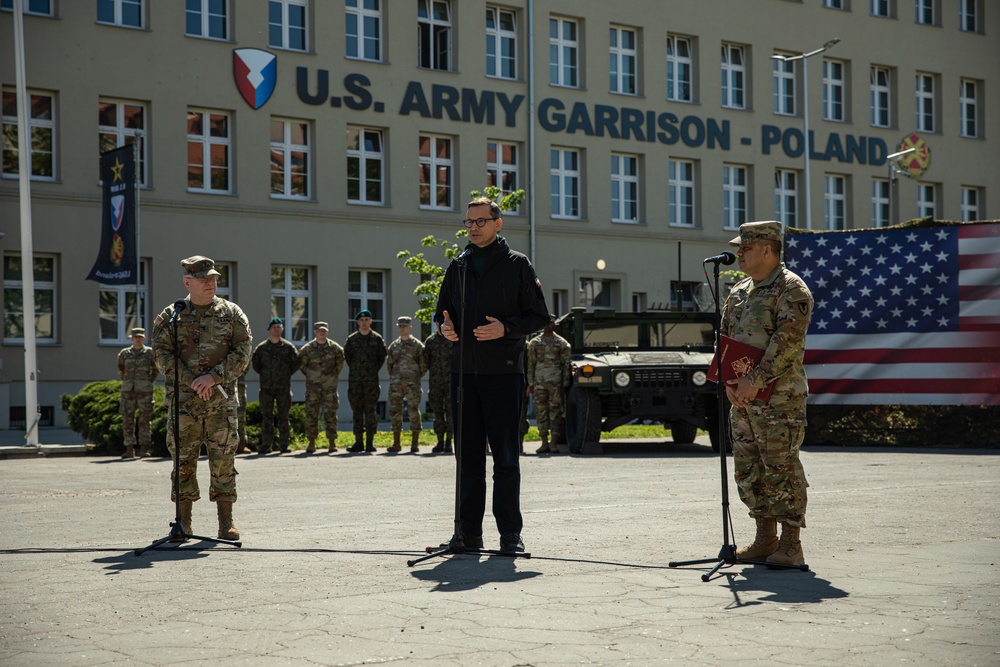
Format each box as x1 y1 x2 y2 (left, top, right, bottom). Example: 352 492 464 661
784 222 1000 406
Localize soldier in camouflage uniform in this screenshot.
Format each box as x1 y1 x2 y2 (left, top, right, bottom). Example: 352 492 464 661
344 309 387 453
117 327 158 458
422 328 454 453
298 321 344 454
386 316 428 453
251 317 300 455
150 255 251 542
721 221 813 566
526 317 571 454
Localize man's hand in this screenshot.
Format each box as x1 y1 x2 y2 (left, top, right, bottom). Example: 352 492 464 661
191 374 216 401
725 376 757 409
473 316 505 341
440 311 459 342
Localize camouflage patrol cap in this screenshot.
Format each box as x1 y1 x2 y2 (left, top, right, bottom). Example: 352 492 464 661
181 255 222 278
129 327 146 337
729 221 784 247
397 316 412 326
313 321 329 330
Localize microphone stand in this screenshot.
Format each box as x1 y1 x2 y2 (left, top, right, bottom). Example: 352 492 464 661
667 258 807 580
408 251 530 566
135 301 242 556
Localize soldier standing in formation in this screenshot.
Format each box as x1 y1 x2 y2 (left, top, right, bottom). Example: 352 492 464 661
117 326 158 459
235 370 250 454
422 328 454 453
344 309 387 453
150 255 251 541
386 316 428 453
298 321 345 454
252 317 299 455
526 316 572 454
722 221 814 566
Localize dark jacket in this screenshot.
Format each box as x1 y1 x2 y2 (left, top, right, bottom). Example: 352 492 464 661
435 236 550 375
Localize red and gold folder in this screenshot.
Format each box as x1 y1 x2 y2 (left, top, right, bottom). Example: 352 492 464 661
707 334 777 404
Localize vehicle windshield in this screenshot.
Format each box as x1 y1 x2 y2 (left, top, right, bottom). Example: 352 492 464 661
582 320 715 351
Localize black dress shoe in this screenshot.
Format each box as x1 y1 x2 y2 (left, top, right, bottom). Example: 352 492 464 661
462 533 484 549
499 533 524 552
346 443 364 453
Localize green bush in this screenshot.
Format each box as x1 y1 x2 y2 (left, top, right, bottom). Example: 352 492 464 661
60 380 168 456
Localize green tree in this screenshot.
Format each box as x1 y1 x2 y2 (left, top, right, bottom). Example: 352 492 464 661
397 186 525 324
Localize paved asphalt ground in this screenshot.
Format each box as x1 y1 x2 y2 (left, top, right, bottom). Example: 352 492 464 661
0 431 998 666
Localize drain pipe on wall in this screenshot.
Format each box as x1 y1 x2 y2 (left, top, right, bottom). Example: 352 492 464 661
527 0 536 264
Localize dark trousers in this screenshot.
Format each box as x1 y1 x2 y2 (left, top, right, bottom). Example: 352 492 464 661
451 372 525 537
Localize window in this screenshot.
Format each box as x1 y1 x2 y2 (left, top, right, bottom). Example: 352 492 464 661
610 153 639 223
669 159 696 227
822 59 845 121
773 56 795 115
99 260 148 343
3 254 56 343
551 289 568 317
915 0 935 25
418 134 453 210
917 182 936 218
870 66 891 127
723 165 748 231
822 0 845 9
270 118 310 199
824 174 847 230
609 27 637 95
667 35 693 102
870 0 891 17
632 293 647 312
348 269 385 334
271 266 312 342
550 147 580 219
549 17 579 88
269 0 307 51
774 169 798 228
960 187 980 222
959 78 979 138
347 126 384 205
0 0 53 16
916 72 936 133
721 44 746 109
213 262 234 301
670 281 700 312
579 277 619 310
418 0 451 71
346 0 381 61
486 6 517 80
2 88 55 180
872 178 890 227
186 109 231 194
186 0 228 40
97 0 143 28
487 141 520 212
959 0 979 32
98 98 147 185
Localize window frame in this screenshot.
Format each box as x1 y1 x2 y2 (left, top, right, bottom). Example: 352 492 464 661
668 158 696 228
721 43 746 110
2 87 56 181
486 6 518 80
550 147 581 220
98 97 148 186
0 0 53 16
610 152 639 224
824 174 847 231
347 268 386 335
609 26 638 96
186 108 232 194
269 117 311 200
916 182 937 218
346 126 385 206
822 58 846 122
549 16 579 88
185 0 228 40
960 186 980 222
486 140 520 214
270 265 312 343
418 134 454 211
915 0 936 25
346 0 382 62
97 0 144 29
3 253 57 344
772 55 796 116
722 164 748 232
959 0 979 32
870 65 892 128
667 34 693 103
418 0 452 71
871 177 890 227
268 0 308 52
915 72 936 133
870 0 892 17
959 78 979 139
98 259 149 345
774 168 799 229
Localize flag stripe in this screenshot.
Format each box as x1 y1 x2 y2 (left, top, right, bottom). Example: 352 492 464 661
805 362 998 380
806 346 1000 364
809 378 1000 399
808 391 997 406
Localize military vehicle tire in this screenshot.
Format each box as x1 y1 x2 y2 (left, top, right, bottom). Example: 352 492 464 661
671 421 698 444
566 386 601 454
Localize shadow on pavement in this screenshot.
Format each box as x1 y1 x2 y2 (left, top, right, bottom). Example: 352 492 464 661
719 568 850 608
409 554 542 592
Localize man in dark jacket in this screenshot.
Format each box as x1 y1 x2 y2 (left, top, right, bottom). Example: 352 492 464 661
435 196 550 553
252 317 300 455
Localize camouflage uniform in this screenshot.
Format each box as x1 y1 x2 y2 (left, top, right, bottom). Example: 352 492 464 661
387 335 428 434
117 334 158 455
344 328 387 446
235 371 249 453
526 331 572 439
298 332 345 447
722 248 813 528
151 292 251 503
422 330 453 447
252 335 300 454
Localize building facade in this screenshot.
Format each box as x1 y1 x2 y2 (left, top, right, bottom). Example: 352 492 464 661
1 0 996 429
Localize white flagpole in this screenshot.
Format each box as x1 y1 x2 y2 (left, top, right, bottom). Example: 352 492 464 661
12 0 40 447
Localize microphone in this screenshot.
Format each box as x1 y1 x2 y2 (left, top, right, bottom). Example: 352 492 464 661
454 246 474 262
169 299 187 324
703 252 736 265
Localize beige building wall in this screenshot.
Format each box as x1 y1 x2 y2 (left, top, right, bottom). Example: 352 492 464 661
1 0 996 429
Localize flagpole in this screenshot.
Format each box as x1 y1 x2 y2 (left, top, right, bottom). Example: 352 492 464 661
12 0 40 447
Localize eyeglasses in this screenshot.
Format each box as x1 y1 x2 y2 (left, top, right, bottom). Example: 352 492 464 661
462 217 497 228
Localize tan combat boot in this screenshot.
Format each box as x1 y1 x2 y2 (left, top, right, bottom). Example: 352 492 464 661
217 501 240 541
139 444 150 458
306 439 316 454
170 500 193 542
535 434 551 454
122 445 135 459
735 517 778 560
327 437 337 454
387 431 402 453
411 432 420 453
766 523 804 565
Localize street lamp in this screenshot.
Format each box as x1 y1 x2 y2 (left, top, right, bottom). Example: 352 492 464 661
885 147 917 226
772 38 840 230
